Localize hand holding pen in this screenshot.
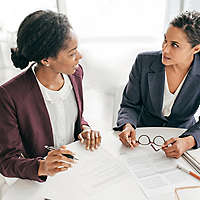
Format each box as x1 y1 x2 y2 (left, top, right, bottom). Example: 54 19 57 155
44 146 79 160
162 136 196 159
38 145 77 177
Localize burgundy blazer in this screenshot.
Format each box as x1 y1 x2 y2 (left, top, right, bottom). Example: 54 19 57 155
0 65 88 182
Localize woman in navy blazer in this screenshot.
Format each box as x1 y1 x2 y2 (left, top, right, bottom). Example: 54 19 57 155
0 10 101 182
115 11 200 158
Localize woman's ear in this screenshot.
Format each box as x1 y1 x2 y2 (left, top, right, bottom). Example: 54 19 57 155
193 44 200 54
40 58 50 67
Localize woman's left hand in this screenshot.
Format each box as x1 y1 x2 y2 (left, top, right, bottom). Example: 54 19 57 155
78 126 101 151
162 136 196 159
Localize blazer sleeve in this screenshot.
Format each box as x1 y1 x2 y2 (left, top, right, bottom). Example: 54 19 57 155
114 54 143 131
0 86 46 182
78 65 89 128
179 120 200 149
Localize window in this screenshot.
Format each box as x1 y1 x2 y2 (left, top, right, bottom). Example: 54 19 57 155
184 0 200 11
0 0 57 32
64 0 167 40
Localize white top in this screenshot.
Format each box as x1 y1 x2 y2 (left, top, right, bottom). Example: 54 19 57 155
32 67 78 148
162 71 188 117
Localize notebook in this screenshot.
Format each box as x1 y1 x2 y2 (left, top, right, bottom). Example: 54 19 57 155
175 186 200 200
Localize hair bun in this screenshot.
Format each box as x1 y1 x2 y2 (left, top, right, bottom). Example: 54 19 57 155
11 48 29 70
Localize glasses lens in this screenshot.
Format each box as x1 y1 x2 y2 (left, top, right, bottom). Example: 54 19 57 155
153 136 165 146
138 135 150 145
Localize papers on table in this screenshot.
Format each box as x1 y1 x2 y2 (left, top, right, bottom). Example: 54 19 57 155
3 143 147 200
62 143 147 200
182 150 200 174
117 127 199 200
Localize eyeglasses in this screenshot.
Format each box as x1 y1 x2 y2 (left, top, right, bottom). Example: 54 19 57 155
137 135 166 151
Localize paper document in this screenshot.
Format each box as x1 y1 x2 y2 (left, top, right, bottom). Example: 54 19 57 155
117 127 198 200
182 150 200 174
45 144 147 200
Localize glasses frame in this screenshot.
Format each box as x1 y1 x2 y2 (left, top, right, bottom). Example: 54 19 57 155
137 135 166 152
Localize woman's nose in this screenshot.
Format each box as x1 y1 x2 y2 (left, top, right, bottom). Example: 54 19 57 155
77 51 82 60
162 43 170 53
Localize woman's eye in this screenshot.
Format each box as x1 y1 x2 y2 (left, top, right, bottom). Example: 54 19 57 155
172 42 179 48
70 53 76 57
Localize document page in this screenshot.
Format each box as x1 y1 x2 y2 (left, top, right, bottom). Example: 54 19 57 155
45 143 147 200
119 145 198 200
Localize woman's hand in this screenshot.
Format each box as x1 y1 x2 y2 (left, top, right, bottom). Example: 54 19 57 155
78 126 101 151
38 146 75 176
162 136 196 159
118 123 138 149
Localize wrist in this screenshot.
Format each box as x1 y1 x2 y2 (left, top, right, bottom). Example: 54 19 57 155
123 123 134 131
81 125 91 131
185 136 196 149
38 160 47 176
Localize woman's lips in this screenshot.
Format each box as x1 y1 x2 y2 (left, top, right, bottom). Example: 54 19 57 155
163 55 171 60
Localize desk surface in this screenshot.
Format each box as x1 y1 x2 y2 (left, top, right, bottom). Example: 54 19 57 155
3 127 200 200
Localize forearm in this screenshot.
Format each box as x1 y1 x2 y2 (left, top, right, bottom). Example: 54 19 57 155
0 157 46 182
179 121 200 148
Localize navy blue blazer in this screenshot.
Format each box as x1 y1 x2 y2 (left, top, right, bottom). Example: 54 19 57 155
115 51 200 148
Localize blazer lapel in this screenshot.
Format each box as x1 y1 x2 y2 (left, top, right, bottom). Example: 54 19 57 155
68 74 82 118
25 67 54 145
170 53 200 116
147 55 165 117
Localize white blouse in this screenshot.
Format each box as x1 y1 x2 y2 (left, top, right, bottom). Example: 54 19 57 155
32 67 78 148
162 71 188 117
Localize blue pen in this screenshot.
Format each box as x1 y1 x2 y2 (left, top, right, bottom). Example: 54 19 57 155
44 146 79 160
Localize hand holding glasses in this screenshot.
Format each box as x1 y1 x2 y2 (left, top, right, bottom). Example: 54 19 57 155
137 135 166 151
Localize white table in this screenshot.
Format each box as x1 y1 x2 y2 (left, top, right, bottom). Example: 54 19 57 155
3 127 200 200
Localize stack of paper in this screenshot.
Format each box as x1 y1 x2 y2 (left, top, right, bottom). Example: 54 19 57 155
182 150 200 174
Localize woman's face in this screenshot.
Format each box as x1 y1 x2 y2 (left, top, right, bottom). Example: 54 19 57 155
162 25 197 66
47 31 82 75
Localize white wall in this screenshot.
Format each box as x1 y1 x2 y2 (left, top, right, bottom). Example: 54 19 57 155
80 37 161 132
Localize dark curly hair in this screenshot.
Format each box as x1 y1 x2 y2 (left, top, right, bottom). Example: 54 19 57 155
11 10 72 69
170 10 200 48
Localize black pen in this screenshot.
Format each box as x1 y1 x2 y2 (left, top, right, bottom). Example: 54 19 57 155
44 145 79 160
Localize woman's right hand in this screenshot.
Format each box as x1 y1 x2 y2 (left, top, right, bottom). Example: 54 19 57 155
38 146 75 176
118 123 138 149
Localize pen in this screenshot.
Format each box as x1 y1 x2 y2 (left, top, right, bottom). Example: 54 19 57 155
44 146 79 160
177 164 200 181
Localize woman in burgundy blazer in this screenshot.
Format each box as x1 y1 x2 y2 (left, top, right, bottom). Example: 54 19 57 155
0 10 101 182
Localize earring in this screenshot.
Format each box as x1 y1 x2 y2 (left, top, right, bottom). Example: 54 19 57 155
46 64 50 67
